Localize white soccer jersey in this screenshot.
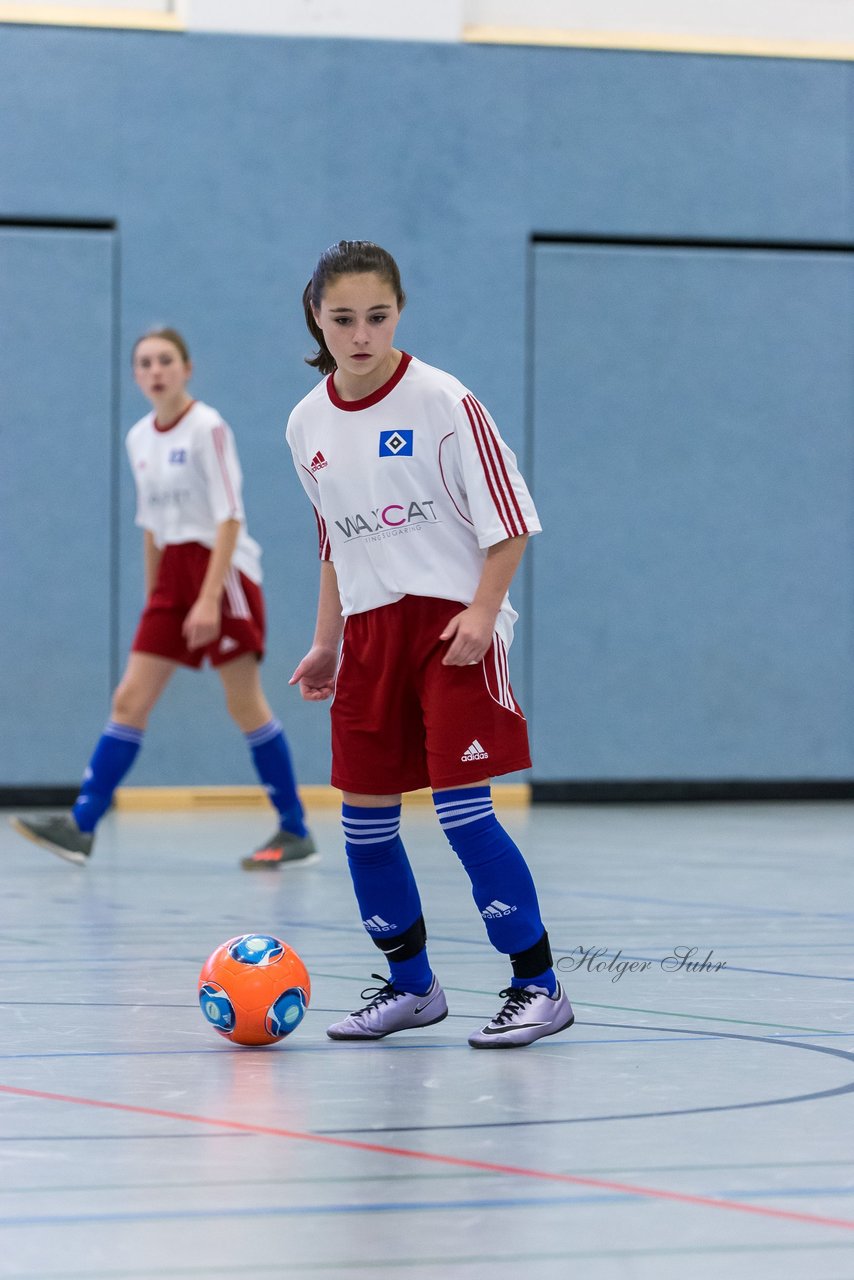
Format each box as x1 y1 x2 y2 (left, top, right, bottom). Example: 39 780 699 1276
126 400 262 584
286 353 541 646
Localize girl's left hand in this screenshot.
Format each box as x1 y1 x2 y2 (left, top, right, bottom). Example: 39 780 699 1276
183 596 221 651
440 604 495 666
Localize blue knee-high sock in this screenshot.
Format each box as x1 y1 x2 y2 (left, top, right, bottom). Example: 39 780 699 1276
72 721 144 833
433 786 556 994
341 803 433 994
246 720 307 837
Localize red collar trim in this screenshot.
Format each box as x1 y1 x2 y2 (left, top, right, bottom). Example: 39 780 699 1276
326 352 412 412
154 400 196 433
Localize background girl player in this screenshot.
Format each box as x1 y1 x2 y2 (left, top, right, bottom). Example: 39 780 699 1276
12 328 315 871
289 241 574 1048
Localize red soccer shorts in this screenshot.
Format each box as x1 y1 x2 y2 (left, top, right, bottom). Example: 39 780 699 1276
132 541 265 669
330 595 531 795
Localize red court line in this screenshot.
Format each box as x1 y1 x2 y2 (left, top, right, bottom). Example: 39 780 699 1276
2 1082 853 1232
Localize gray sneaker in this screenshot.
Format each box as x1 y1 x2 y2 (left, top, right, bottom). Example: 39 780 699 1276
10 813 93 866
327 974 448 1040
468 982 575 1049
240 828 319 870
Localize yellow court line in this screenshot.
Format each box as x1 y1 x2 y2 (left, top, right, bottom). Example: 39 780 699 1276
464 24 854 63
0 4 182 30
114 783 531 810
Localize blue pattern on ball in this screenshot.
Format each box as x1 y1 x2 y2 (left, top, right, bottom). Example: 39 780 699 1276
228 934 285 966
199 982 235 1030
266 987 307 1038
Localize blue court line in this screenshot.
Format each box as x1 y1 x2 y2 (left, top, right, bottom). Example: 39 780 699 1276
1 944 851 987
0 1001 195 1009
3 1244 854 1280
0 1191 630 1227
1 1031 851 1065
2 1186 854 1229
0 1133 246 1142
688 943 854 954
557 888 854 922
0 1045 447 1061
314 1022 854 1134
721 1187 854 1200
556 951 854 983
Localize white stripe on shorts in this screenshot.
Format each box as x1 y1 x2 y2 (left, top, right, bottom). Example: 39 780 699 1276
224 567 251 620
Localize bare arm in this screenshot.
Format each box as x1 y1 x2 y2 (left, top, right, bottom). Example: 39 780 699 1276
289 560 343 700
182 518 241 650
440 534 529 666
143 529 164 600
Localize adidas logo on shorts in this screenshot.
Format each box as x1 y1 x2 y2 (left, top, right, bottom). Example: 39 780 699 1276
461 739 489 762
363 915 396 933
481 900 517 919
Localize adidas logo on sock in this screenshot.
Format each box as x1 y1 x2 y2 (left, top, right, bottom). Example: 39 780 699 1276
461 739 489 762
363 915 396 932
481 900 517 919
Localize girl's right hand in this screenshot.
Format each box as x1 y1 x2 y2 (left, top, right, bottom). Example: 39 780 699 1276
289 646 338 701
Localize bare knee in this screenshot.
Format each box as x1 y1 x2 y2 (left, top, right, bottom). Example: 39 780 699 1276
218 655 272 733
224 687 270 733
220 680 270 732
111 678 155 727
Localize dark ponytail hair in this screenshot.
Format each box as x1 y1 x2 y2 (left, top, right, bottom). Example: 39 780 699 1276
303 241 406 376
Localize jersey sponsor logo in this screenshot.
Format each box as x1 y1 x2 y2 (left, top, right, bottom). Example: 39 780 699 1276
169 448 187 464
310 451 328 473
334 499 438 541
363 914 396 933
461 739 489 762
481 900 517 919
379 429 413 457
146 487 192 508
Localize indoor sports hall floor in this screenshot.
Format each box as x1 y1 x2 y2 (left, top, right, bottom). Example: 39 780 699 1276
0 798 852 1279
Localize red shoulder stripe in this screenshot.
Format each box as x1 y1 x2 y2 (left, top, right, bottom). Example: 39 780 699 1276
212 423 239 516
462 396 526 538
312 505 331 560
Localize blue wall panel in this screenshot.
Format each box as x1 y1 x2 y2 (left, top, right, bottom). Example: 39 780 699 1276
0 27 850 784
0 227 115 781
530 242 854 778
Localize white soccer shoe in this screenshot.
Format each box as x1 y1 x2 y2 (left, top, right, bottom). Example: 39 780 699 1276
326 974 448 1040
468 982 575 1049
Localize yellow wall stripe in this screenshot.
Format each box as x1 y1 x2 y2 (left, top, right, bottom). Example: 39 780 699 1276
114 783 531 810
464 24 854 63
2 13 847 56
0 5 182 30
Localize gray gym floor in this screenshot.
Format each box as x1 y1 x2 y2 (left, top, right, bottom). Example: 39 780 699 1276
0 799 852 1279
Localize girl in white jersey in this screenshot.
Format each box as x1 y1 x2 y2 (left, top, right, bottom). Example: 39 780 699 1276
289 241 574 1048
13 328 315 871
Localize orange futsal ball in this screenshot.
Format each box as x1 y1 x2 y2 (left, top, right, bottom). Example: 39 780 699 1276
198 934 311 1046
